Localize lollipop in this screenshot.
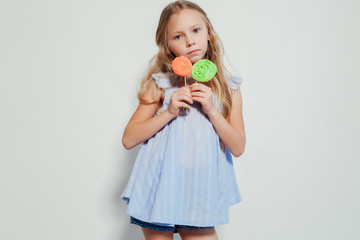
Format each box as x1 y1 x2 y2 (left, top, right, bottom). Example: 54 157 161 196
172 56 193 114
172 55 193 77
172 55 193 88
191 59 217 82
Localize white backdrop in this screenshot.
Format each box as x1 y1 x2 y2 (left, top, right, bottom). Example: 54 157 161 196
1 0 359 239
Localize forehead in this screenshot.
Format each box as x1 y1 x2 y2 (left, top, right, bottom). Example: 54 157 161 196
167 9 205 33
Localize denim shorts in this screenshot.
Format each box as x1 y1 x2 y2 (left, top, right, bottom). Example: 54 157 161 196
130 216 214 233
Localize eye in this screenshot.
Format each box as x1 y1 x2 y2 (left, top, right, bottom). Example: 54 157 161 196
174 35 182 40
193 28 200 33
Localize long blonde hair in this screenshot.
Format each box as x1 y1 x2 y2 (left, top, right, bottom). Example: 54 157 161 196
138 0 233 118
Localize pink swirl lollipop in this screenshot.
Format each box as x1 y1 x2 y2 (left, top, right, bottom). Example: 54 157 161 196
171 56 193 115
172 56 193 77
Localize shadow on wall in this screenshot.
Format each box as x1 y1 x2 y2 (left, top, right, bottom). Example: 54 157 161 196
113 144 144 240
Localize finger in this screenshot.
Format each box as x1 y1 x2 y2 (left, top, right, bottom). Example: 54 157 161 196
183 92 193 101
191 91 207 98
178 96 194 105
172 92 192 102
179 86 191 93
191 93 212 103
190 83 210 92
179 102 191 109
174 87 191 96
191 87 210 95
191 96 206 105
178 94 193 104
191 96 201 101
174 91 193 101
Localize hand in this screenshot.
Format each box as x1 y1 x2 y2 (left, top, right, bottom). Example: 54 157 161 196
167 86 193 117
190 83 217 115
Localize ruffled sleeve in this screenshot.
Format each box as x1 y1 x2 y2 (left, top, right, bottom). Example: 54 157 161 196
151 72 177 89
226 75 243 90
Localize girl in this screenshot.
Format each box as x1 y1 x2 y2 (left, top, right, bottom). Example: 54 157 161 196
121 1 245 239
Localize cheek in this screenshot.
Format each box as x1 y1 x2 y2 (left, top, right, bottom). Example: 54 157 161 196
202 32 209 43
202 38 209 50
169 43 182 54
168 44 175 54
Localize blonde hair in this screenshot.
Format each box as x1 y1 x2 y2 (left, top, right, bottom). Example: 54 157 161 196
138 0 233 118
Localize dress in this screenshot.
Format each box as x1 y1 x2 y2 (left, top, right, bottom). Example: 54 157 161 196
121 72 243 227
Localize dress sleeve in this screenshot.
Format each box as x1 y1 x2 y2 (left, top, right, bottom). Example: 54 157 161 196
151 72 176 89
226 75 243 90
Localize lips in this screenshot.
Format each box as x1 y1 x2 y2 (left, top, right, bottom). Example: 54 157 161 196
188 49 200 55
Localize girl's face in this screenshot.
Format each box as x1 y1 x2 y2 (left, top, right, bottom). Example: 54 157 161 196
167 9 209 64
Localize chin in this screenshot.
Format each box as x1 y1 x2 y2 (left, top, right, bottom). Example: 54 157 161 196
189 56 202 64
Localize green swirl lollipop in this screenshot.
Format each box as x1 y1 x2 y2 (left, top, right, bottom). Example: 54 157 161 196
191 59 217 82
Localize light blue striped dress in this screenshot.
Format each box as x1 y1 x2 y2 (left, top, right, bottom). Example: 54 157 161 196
121 72 243 227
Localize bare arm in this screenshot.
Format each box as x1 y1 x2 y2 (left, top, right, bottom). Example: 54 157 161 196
190 83 246 157
122 103 173 149
207 89 246 157
122 81 193 150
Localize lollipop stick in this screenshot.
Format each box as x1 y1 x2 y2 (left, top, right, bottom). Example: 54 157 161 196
171 56 192 116
180 76 188 115
184 76 188 114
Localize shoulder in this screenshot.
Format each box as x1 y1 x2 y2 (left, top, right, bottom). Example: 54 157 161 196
226 75 243 90
151 72 178 89
226 75 243 114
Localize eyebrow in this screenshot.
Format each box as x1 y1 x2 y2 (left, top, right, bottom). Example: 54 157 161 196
170 23 203 35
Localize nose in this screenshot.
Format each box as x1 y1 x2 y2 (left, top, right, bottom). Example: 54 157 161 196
186 37 195 47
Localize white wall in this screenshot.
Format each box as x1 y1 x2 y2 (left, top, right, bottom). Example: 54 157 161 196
1 0 359 239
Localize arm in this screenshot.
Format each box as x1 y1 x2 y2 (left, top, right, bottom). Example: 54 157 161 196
122 81 193 150
190 83 246 157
